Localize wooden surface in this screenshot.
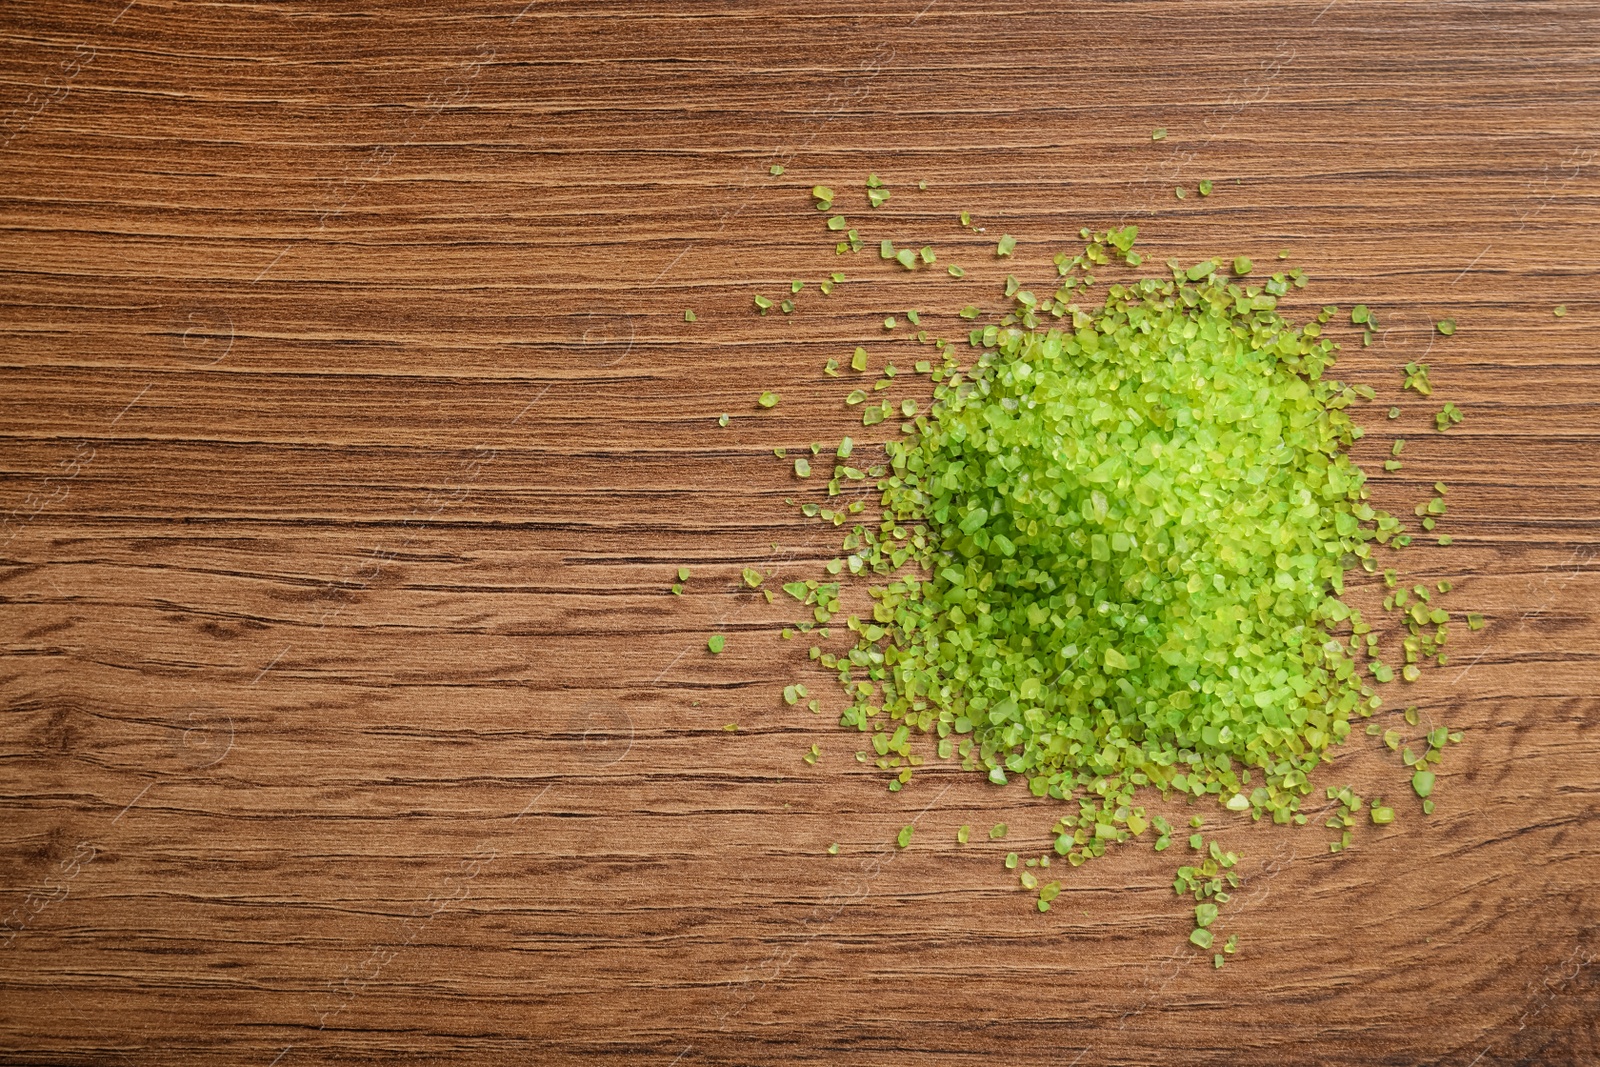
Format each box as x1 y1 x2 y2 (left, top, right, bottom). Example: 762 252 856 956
2 2 1599 1064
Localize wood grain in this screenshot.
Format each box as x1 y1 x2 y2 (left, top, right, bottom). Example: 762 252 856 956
2 1 1598 1064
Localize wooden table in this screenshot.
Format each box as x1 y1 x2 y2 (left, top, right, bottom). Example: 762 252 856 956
2 2 1597 1063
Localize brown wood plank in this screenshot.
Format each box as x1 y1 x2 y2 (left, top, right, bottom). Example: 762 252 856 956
3 1 1599 1064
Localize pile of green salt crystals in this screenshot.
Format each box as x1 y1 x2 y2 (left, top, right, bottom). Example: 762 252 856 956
725 176 1476 956
808 230 1411 865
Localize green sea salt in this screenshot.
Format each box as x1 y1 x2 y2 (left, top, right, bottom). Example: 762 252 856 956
821 240 1387 846
734 192 1480 961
